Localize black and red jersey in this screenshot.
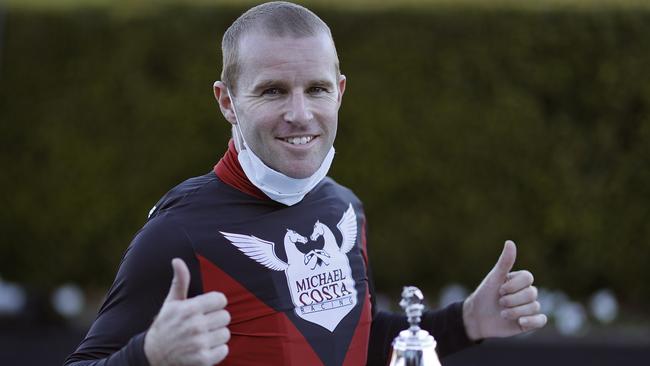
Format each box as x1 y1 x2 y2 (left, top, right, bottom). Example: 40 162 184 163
65 142 472 366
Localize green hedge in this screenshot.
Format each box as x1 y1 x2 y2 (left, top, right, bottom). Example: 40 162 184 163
1 5 649 309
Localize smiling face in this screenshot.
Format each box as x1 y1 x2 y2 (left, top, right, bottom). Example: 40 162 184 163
217 32 346 179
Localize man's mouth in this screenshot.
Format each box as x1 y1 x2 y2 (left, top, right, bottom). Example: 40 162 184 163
281 135 315 145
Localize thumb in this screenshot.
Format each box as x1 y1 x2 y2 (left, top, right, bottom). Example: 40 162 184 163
166 258 190 302
489 240 517 281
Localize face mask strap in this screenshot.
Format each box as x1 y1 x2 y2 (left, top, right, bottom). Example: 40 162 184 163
226 88 246 152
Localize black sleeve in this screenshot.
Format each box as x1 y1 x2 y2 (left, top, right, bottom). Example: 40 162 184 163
64 217 202 366
366 264 474 366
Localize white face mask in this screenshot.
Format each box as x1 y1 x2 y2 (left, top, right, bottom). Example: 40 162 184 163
227 89 335 206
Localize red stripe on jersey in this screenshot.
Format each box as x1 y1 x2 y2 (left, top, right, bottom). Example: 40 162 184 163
197 254 323 366
342 285 371 366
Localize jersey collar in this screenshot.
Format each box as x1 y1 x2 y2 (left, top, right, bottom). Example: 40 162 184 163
214 139 268 200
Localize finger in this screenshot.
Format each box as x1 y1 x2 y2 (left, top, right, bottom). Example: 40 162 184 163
489 240 517 280
500 301 541 320
206 344 229 365
185 291 228 314
518 314 548 331
499 286 538 307
166 258 190 302
500 271 534 295
206 327 231 348
205 309 231 331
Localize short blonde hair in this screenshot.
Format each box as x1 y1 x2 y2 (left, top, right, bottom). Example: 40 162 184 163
221 1 340 93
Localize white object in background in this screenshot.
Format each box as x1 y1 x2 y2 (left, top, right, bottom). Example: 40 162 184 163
589 289 618 324
554 301 587 336
52 283 85 318
0 277 27 315
538 288 569 315
438 283 469 308
375 292 392 312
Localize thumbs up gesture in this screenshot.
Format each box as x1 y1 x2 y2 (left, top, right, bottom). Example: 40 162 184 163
462 241 547 341
144 258 231 365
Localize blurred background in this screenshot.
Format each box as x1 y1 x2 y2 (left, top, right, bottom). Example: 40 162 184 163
1 0 649 365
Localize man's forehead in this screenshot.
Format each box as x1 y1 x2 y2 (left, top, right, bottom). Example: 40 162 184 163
236 32 338 83
238 31 335 59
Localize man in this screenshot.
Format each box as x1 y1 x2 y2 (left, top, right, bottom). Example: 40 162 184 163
65 2 546 365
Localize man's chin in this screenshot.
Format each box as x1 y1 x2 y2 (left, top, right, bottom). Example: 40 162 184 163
268 150 324 179
282 167 319 179
274 160 321 179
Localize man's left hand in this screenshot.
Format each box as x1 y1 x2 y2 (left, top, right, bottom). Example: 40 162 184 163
462 240 547 341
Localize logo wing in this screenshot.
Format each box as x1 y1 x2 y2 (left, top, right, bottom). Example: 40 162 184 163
337 203 357 254
220 231 288 271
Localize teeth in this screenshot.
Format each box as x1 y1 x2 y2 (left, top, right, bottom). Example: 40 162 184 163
284 136 313 145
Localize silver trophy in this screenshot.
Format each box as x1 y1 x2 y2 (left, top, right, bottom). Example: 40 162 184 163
388 286 442 366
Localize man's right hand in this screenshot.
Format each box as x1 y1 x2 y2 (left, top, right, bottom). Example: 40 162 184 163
144 258 230 365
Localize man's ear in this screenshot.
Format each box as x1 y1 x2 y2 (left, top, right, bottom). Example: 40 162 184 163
213 81 237 125
337 75 347 106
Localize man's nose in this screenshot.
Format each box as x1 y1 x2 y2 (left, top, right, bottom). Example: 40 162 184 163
284 92 313 124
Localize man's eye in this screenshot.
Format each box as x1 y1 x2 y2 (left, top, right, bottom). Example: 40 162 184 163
308 87 328 95
262 88 283 96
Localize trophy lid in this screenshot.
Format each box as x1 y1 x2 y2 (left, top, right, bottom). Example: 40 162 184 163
392 329 436 351
399 286 425 333
389 286 441 366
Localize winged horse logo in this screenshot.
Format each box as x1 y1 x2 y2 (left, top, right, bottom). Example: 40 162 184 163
220 203 358 331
